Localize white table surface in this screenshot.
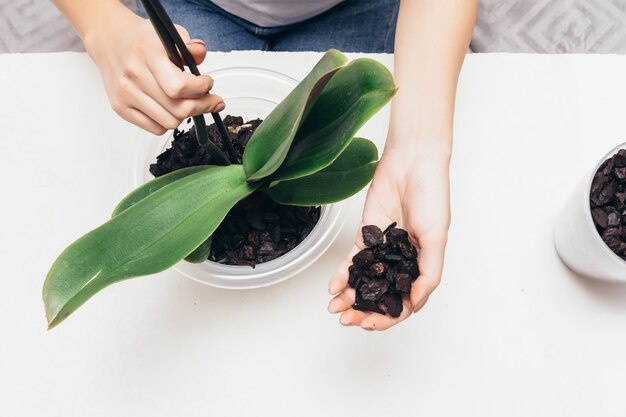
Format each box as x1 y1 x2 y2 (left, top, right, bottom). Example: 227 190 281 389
1 51 626 416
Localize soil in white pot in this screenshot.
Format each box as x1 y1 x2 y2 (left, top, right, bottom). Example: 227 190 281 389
149 116 321 266
590 148 626 261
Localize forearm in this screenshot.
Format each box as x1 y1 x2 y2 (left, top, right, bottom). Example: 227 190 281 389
53 0 136 45
388 0 477 159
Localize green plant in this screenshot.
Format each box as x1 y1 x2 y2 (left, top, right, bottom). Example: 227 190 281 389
42 49 397 329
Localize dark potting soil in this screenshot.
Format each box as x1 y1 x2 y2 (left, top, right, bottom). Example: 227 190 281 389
348 223 419 318
149 115 321 266
209 192 320 266
149 115 261 176
590 148 626 261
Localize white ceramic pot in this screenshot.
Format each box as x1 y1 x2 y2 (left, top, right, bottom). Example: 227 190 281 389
554 142 626 282
133 67 346 289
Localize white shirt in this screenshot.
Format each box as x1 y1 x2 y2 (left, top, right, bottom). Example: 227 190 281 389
211 0 345 27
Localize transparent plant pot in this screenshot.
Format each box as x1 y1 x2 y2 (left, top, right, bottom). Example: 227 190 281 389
133 67 347 289
554 142 626 282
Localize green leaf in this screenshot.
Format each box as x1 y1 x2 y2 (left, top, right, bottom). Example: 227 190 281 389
265 138 378 206
113 166 215 263
243 49 348 181
184 236 212 263
271 58 395 182
112 165 211 216
43 165 258 329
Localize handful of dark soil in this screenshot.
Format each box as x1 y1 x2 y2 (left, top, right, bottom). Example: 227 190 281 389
590 149 626 261
348 222 419 318
149 115 321 266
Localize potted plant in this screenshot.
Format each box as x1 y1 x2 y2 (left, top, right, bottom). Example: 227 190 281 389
134 67 340 290
42 49 397 329
554 142 626 281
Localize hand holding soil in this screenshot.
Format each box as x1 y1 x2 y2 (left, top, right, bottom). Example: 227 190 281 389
328 147 451 330
348 223 419 318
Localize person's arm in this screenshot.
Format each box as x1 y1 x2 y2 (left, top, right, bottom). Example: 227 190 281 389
328 0 478 330
390 0 477 154
53 0 223 135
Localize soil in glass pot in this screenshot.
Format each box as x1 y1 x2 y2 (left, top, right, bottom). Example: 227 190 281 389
150 115 321 267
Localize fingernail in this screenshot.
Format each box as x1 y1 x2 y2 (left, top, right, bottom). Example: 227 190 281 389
340 315 350 326
328 300 337 313
187 39 206 47
215 101 225 112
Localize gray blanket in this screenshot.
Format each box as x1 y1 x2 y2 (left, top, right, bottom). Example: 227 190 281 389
473 0 626 53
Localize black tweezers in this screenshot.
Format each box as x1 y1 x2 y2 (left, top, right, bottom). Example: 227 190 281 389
139 0 238 164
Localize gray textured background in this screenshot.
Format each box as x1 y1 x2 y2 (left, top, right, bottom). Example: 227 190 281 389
474 0 626 53
0 0 135 52
2 0 626 53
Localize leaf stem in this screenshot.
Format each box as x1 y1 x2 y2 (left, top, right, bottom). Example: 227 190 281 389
211 113 239 164
193 115 230 165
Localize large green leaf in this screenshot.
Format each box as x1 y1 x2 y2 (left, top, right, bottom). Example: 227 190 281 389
113 166 215 264
271 59 396 182
112 165 211 216
43 165 258 329
265 138 379 206
243 49 348 181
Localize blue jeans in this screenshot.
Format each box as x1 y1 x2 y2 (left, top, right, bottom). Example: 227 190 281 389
137 0 399 52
